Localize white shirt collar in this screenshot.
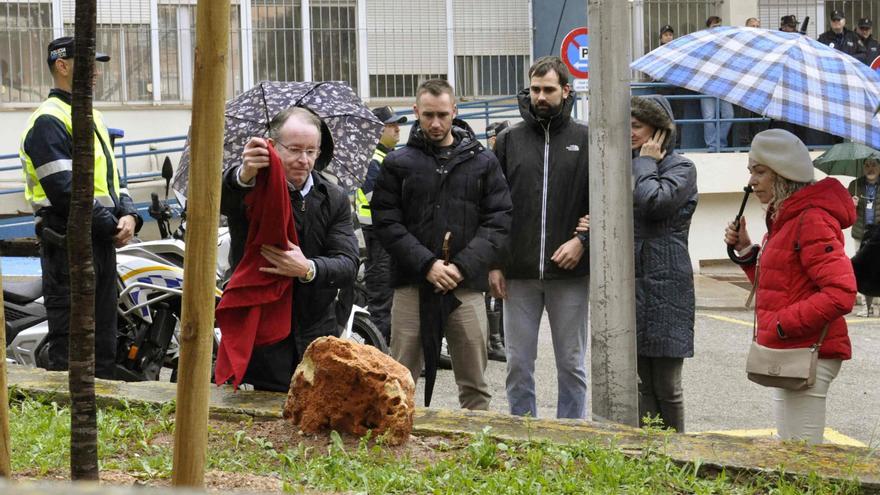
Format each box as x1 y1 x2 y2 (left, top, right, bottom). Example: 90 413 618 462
289 173 314 197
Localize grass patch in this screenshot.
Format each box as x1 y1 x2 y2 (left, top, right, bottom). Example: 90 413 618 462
8 394 862 494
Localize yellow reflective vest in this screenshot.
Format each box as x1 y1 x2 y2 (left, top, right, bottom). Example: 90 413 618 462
355 147 387 226
19 95 121 213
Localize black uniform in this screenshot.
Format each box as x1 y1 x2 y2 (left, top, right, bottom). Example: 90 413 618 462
857 34 880 65
21 89 142 379
818 28 861 57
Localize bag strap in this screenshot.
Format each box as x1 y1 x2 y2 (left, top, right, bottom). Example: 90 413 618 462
813 323 831 351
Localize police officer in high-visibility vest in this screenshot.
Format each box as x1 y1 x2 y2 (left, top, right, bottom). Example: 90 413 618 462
19 37 142 379
356 106 406 344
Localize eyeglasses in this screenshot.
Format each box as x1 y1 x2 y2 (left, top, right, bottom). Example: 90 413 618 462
275 141 321 160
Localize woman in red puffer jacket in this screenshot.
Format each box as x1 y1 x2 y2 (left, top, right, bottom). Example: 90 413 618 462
724 129 856 445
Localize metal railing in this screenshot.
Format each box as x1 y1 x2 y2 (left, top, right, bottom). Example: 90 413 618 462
0 134 187 197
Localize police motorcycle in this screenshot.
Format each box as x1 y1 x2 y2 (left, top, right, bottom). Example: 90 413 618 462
5 159 193 381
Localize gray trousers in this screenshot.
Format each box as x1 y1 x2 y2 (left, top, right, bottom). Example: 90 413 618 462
504 277 589 419
390 286 490 410
772 358 841 444
637 356 685 432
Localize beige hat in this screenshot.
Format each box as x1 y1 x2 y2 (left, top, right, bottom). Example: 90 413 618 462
748 129 814 183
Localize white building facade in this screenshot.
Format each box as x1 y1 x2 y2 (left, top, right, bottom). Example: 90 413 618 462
0 0 877 264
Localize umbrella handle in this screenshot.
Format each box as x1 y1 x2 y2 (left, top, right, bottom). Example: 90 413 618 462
442 232 452 266
727 185 759 265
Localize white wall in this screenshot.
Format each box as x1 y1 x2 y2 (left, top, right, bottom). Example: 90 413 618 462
688 152 859 269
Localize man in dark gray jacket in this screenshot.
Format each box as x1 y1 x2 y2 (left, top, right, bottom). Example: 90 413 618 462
490 56 590 419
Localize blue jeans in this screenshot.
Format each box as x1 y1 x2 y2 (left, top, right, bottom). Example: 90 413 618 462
504 277 589 419
700 97 734 149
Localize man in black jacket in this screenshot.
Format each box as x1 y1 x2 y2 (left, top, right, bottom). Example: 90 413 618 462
490 56 590 419
818 10 860 58
221 106 359 392
371 79 512 410
856 17 880 66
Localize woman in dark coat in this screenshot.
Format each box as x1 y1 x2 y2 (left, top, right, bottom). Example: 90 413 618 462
630 95 698 432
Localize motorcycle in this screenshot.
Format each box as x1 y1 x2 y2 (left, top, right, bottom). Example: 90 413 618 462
6 160 387 381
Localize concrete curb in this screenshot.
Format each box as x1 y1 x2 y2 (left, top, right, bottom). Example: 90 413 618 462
6 365 879 491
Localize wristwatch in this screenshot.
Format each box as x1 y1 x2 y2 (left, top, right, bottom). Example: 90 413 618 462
576 231 589 247
299 260 316 283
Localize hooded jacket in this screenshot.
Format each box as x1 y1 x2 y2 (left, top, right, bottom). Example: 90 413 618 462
743 178 856 360
494 88 590 280
631 95 699 358
371 119 512 291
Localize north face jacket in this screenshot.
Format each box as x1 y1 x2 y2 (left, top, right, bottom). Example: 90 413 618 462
494 88 590 280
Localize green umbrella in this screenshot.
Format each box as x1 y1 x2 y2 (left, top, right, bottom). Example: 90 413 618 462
813 142 880 177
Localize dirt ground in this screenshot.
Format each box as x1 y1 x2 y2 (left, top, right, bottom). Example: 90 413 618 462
12 417 459 493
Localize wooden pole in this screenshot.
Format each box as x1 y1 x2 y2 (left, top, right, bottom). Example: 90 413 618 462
0 267 10 478
587 0 639 426
69 0 99 480
171 0 229 487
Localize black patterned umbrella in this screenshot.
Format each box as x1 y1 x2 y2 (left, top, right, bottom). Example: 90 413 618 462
172 80 384 196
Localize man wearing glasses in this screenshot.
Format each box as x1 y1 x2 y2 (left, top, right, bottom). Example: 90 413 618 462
221 106 358 391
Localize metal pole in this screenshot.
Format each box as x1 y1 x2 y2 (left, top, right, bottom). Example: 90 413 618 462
171 0 229 487
587 0 639 427
0 267 10 478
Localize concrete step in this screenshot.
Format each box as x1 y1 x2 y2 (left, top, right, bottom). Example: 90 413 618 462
5 365 880 492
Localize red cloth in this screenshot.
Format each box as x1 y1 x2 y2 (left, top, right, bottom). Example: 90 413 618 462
742 177 856 360
214 143 298 388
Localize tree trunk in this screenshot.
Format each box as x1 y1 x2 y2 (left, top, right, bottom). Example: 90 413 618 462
68 0 99 481
171 0 229 487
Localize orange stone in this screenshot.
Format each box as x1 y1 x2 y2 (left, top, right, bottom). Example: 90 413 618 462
283 336 415 445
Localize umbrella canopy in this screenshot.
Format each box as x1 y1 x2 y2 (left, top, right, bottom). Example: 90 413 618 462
631 26 880 148
813 142 880 177
172 80 384 196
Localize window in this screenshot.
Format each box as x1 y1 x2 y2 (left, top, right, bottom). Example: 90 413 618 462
0 2 54 104
311 1 357 91
158 4 242 102
251 0 303 83
455 55 527 98
642 0 720 53
369 73 445 98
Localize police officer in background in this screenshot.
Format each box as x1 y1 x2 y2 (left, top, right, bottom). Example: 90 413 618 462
818 10 860 58
355 106 407 344
484 120 509 362
659 24 675 45
780 15 798 33
19 36 142 379
856 18 879 66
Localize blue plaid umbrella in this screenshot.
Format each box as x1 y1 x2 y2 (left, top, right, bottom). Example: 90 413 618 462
632 26 880 148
